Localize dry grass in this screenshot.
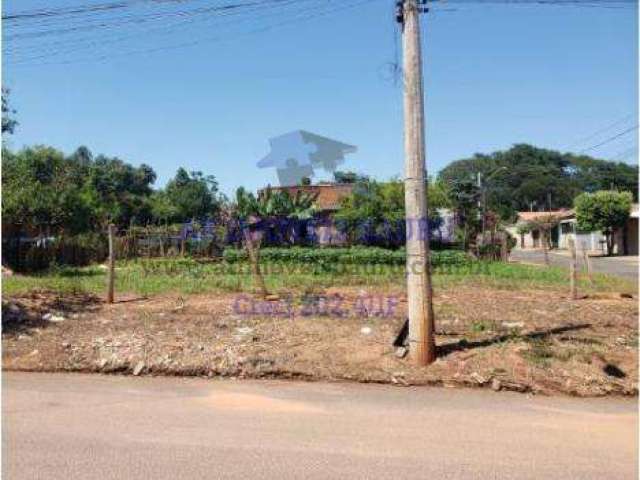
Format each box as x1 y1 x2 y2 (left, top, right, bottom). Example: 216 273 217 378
3 284 637 396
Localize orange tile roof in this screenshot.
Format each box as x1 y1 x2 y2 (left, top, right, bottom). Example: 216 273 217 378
517 209 574 223
258 184 354 211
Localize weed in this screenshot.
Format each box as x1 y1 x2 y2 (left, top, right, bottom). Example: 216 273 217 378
521 338 554 367
470 320 491 333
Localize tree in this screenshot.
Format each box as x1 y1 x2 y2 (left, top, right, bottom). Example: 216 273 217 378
163 168 220 222
574 190 632 256
447 177 481 250
149 190 179 225
515 222 531 249
334 178 441 248
439 144 638 221
82 153 156 228
2 146 91 234
523 214 563 265
427 177 453 210
3 146 160 233
2 87 18 135
232 187 317 297
334 170 369 184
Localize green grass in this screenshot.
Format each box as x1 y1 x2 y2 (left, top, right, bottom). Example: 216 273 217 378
2 257 635 298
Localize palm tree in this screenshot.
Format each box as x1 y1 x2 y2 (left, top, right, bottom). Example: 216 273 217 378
233 187 317 297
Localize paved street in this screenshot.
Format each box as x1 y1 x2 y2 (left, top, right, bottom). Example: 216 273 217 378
511 249 639 283
3 372 638 479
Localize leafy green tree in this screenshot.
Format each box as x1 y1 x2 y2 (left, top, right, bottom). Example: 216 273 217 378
163 168 220 222
334 178 441 248
447 177 481 250
522 214 563 265
232 187 317 296
574 190 633 256
439 144 638 221
233 187 317 244
334 170 369 184
2 87 18 135
2 146 91 234
428 177 453 210
149 190 180 225
82 153 156 228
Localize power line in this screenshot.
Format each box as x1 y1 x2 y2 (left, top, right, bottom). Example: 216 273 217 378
579 125 639 153
429 0 636 6
611 145 638 161
3 1 318 62
4 0 636 67
6 0 375 67
4 1 284 62
565 113 636 151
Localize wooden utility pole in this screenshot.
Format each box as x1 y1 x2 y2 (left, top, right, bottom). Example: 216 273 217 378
400 0 435 366
107 224 116 304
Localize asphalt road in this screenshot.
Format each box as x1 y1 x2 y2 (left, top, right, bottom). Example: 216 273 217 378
510 249 639 283
3 372 637 479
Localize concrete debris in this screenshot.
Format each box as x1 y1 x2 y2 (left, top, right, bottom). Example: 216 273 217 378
132 361 145 376
502 321 524 329
395 346 408 358
43 313 66 323
491 378 502 391
470 372 488 384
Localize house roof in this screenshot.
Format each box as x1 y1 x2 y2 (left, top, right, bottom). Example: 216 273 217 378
517 209 574 223
258 184 355 211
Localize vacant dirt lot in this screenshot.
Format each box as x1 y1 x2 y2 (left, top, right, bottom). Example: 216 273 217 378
3 286 637 396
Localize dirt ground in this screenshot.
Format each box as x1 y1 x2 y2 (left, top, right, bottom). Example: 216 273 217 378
2 286 638 396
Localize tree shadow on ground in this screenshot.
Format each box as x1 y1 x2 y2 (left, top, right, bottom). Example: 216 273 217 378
436 323 592 357
2 292 102 335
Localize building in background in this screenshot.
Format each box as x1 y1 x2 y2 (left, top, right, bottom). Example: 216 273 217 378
508 205 639 256
258 183 354 246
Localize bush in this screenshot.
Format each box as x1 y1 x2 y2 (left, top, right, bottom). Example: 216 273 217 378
222 246 470 267
3 233 108 272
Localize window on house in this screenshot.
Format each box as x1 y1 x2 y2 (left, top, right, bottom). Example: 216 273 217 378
561 223 573 234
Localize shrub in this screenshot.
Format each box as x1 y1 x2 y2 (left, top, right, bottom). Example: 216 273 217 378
3 233 108 272
222 246 470 267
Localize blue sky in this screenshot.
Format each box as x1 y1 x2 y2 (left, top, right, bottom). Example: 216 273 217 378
3 0 638 196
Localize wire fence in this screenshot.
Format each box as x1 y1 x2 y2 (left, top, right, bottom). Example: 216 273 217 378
2 223 232 273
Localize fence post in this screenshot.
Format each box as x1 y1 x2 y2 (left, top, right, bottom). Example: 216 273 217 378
581 241 593 284
568 237 578 300
107 224 115 304
500 233 508 262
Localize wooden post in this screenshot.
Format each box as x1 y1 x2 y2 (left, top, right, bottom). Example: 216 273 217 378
401 0 435 366
243 228 269 298
107 224 115 304
581 241 593 284
568 237 578 300
500 233 508 262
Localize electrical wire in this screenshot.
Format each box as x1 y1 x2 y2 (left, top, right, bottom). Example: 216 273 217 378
5 0 377 67
579 125 639 153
